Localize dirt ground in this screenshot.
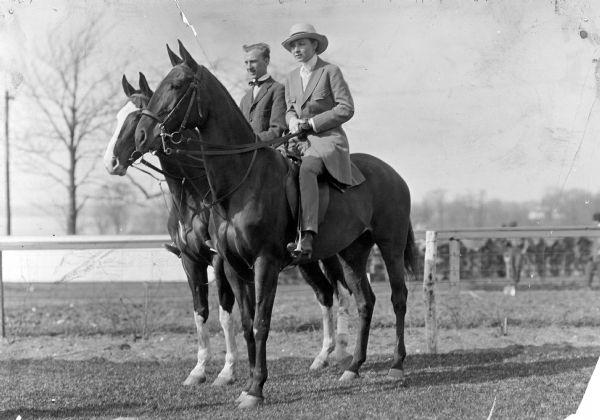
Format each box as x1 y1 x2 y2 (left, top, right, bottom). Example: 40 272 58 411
2 325 599 364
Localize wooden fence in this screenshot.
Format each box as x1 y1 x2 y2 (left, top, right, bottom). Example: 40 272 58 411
0 235 170 338
2 227 600 348
419 226 600 353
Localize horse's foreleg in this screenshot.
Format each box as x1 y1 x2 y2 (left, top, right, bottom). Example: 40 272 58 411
212 256 238 386
183 312 211 385
238 257 278 409
180 254 211 386
298 262 335 370
223 262 255 403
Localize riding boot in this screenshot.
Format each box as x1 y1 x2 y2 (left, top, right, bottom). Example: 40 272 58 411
164 242 182 258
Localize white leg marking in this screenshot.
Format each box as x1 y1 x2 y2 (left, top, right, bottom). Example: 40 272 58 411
183 312 210 385
310 304 335 370
213 306 237 385
207 266 216 284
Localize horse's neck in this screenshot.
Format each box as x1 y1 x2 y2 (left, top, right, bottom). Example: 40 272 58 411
203 75 255 146
159 155 207 214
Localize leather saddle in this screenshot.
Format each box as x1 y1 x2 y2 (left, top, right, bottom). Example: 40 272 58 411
281 153 363 228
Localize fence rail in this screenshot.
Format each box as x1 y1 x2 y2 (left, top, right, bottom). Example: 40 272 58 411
2 227 600 344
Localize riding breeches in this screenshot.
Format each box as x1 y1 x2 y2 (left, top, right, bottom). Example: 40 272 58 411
299 156 325 234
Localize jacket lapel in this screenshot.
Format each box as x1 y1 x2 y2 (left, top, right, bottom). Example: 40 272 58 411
290 69 303 115
301 58 325 106
251 77 273 108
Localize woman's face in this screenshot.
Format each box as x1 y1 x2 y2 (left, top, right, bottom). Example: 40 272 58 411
290 38 318 63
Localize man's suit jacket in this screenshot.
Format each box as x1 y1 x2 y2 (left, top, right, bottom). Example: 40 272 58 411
284 58 363 186
239 77 286 142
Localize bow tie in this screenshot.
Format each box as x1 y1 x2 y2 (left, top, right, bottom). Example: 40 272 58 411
249 78 266 87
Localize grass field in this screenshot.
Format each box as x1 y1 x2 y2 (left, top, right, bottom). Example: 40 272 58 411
4 277 600 337
1 278 599 419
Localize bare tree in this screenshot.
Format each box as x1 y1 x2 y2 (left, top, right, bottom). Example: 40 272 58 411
18 19 123 234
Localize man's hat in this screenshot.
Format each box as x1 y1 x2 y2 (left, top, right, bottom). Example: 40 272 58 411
281 23 328 55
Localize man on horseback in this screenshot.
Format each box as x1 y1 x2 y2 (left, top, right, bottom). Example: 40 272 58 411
282 23 365 259
239 43 286 141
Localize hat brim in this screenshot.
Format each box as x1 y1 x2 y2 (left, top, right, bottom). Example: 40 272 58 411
282 33 328 55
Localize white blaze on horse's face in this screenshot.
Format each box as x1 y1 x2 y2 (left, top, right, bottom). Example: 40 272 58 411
104 101 140 175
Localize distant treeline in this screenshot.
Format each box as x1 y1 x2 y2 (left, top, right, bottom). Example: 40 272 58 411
411 188 600 230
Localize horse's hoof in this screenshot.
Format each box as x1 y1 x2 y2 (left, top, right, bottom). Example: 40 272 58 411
182 374 206 386
212 376 235 386
237 394 264 409
339 370 359 381
234 391 248 404
387 368 404 380
334 354 353 370
309 358 329 371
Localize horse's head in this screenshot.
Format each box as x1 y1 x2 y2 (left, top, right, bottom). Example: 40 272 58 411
104 73 153 176
135 40 207 154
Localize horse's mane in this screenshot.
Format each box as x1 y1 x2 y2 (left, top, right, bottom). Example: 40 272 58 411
199 66 256 137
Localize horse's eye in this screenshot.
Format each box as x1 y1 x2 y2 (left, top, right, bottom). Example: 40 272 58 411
171 83 182 90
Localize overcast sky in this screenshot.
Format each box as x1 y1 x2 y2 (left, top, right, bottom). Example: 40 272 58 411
2 0 600 233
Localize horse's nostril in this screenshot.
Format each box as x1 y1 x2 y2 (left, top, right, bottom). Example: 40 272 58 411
111 156 119 170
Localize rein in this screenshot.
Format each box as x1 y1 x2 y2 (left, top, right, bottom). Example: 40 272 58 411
165 130 303 157
139 68 306 208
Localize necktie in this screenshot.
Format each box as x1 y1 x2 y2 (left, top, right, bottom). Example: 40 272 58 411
249 78 265 87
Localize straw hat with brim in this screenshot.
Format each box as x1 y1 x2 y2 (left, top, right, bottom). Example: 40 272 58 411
282 23 328 55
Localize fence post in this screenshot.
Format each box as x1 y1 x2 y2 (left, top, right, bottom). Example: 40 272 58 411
423 230 438 353
0 250 5 338
449 238 460 290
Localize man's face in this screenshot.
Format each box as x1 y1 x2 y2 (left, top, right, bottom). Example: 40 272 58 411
244 49 268 80
290 38 318 63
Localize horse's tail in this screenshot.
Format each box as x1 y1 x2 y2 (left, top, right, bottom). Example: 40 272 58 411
404 221 418 277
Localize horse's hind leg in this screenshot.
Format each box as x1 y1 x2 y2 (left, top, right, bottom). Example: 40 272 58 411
337 233 375 381
180 254 211 386
298 261 335 370
377 238 409 381
211 255 238 386
320 256 352 367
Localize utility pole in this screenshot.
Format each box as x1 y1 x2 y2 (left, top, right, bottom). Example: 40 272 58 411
4 90 12 236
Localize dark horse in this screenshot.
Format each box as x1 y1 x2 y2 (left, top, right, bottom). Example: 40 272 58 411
104 73 353 385
135 42 415 408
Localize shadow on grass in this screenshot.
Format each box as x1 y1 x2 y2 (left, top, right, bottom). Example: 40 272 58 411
2 344 598 418
363 343 599 387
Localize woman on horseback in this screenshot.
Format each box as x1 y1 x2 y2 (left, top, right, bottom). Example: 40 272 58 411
282 23 364 259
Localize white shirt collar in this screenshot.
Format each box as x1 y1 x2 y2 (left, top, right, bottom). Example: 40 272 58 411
257 73 270 82
301 54 318 73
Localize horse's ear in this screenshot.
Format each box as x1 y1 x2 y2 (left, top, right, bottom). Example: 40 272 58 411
178 39 198 72
167 44 183 66
138 72 154 97
122 75 136 97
